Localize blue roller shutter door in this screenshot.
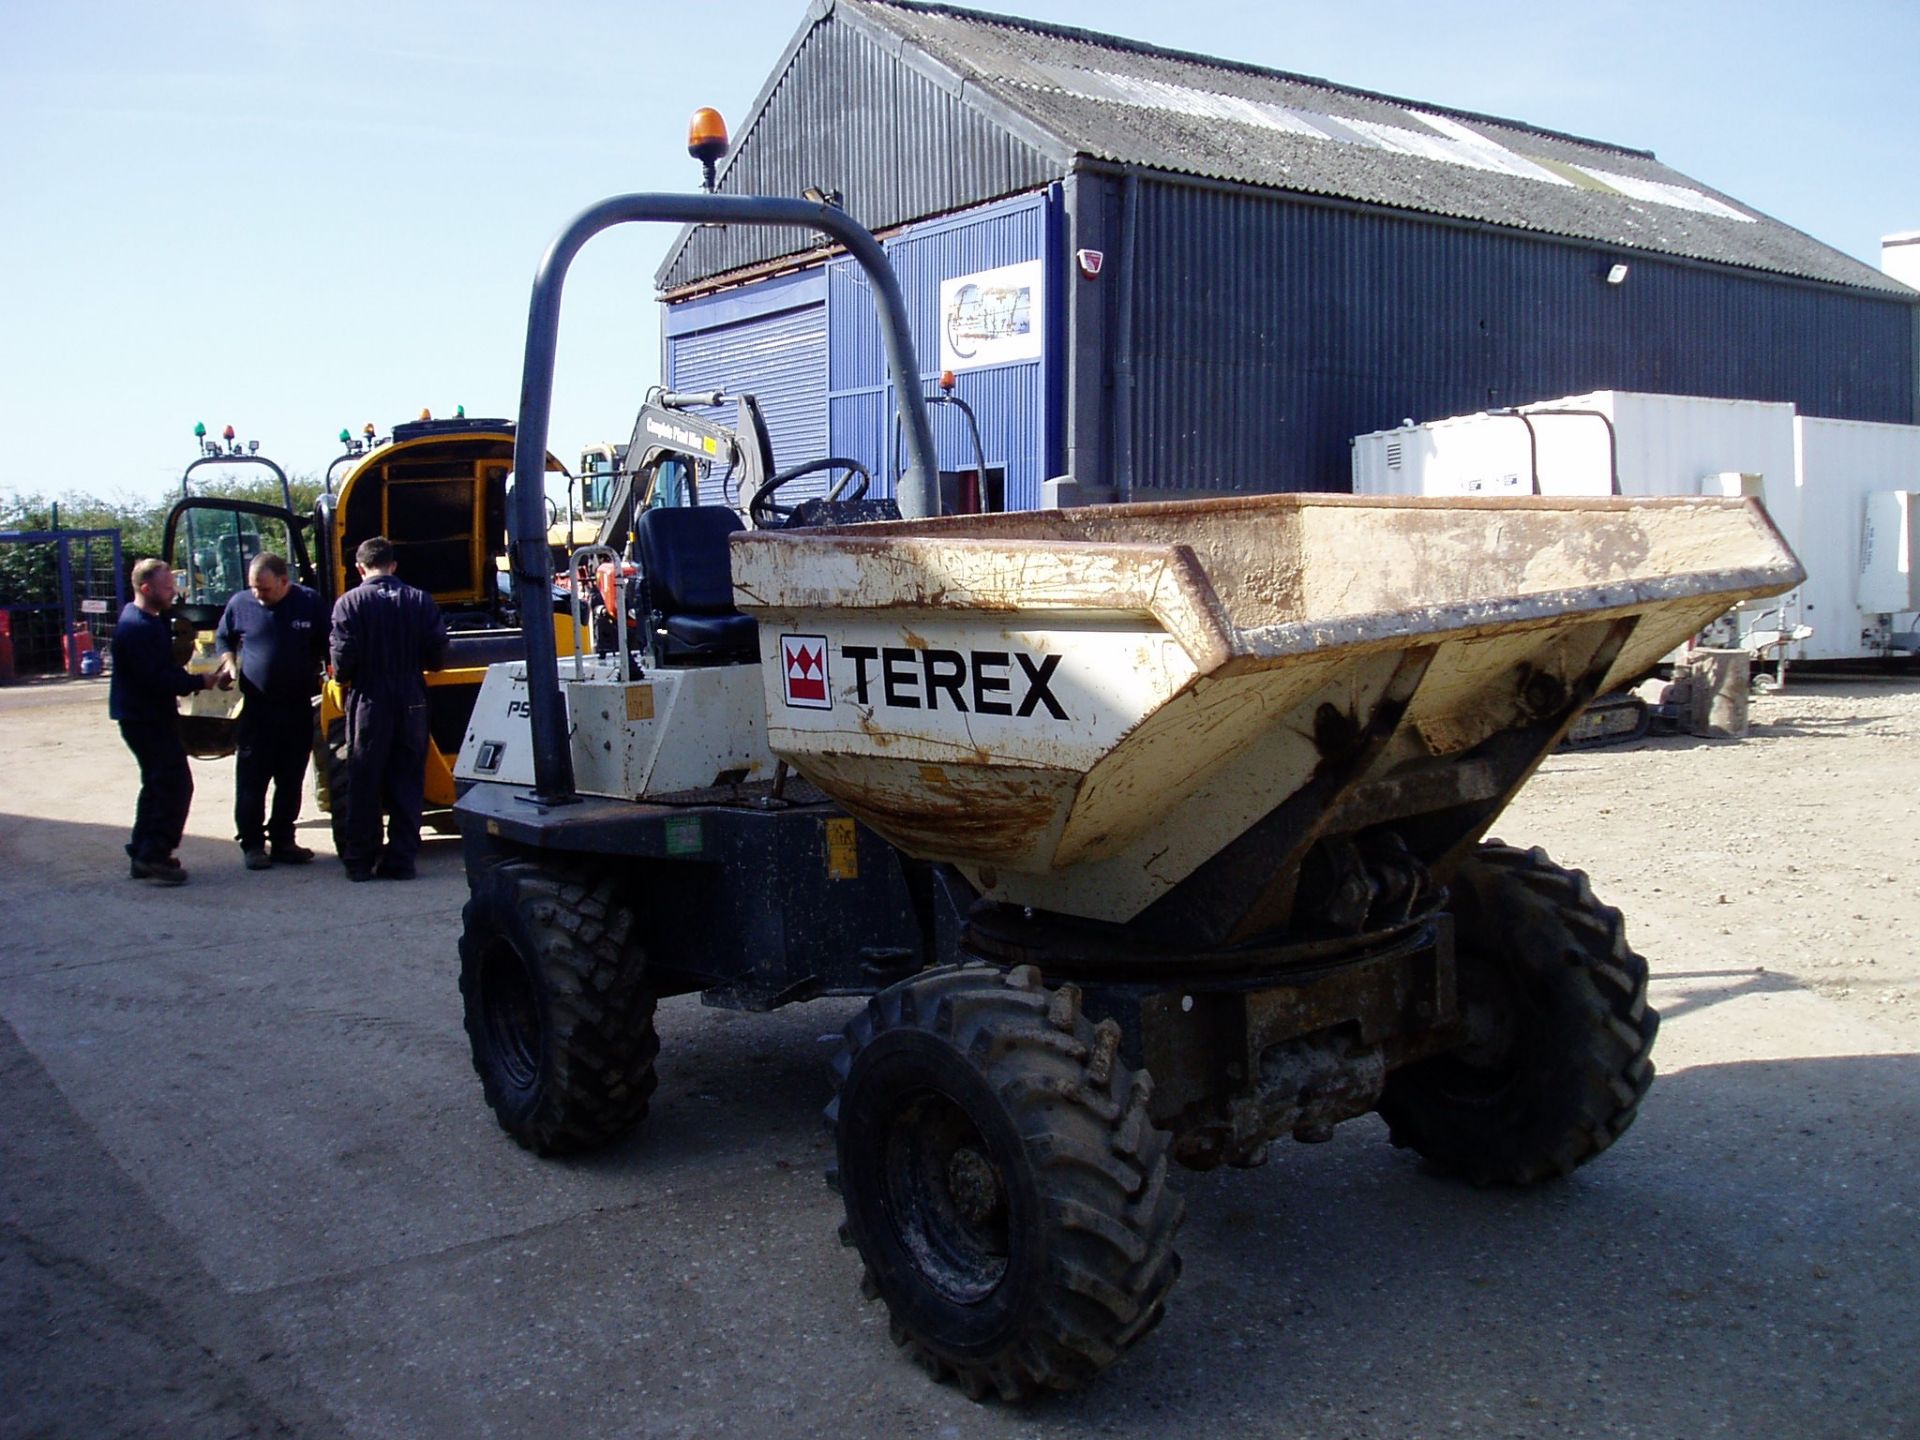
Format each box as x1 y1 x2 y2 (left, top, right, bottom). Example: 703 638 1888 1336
666 303 828 505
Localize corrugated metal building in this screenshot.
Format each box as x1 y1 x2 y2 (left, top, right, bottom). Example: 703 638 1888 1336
657 0 1920 508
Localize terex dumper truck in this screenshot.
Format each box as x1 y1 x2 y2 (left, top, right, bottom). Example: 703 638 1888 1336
451 192 1803 1400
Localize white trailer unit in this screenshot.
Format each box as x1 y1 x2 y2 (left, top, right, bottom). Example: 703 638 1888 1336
1354 391 1920 664
1794 417 1920 659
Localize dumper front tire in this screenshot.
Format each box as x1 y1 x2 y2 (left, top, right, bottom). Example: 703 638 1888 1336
827 965 1183 1401
458 859 658 1156
1378 842 1657 1185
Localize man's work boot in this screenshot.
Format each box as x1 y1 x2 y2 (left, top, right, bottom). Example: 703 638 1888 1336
132 857 189 886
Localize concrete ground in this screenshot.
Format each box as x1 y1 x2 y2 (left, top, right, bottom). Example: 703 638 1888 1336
2 675 1916 1439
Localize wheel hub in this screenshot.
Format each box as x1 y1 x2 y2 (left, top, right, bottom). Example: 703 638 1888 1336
881 1091 1010 1304
481 943 543 1089
946 1146 1003 1226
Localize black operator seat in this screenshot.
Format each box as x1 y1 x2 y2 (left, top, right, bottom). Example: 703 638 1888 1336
632 505 759 663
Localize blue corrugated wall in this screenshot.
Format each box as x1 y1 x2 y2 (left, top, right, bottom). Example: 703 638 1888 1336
663 175 1915 508
1125 178 1918 494
667 192 1056 513
665 269 828 501
828 191 1055 510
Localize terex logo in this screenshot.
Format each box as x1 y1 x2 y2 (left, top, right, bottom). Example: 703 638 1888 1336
842 645 1068 719
780 634 832 709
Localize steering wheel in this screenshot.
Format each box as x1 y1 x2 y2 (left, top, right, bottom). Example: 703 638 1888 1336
748 456 872 528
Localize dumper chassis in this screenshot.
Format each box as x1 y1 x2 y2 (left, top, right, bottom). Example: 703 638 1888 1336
456 780 1654 1396
452 190 1797 1400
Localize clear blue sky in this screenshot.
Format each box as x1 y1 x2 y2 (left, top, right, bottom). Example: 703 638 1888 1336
2 0 1914 509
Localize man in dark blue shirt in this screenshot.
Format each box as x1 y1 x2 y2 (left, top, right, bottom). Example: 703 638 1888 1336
215 553 328 869
329 536 448 881
110 557 226 885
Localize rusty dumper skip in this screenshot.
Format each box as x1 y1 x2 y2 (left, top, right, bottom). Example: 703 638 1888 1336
452 190 1802 1401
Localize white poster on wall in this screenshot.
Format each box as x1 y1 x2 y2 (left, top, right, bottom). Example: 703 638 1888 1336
939 259 1043 373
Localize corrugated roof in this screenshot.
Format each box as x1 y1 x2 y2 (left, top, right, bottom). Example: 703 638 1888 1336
662 0 1908 297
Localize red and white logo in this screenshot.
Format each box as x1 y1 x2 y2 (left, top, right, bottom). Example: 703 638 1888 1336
780 634 832 709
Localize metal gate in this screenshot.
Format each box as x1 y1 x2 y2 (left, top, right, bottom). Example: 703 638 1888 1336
0 528 124 679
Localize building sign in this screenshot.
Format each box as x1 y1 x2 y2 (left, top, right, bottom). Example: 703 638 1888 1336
939 259 1043 373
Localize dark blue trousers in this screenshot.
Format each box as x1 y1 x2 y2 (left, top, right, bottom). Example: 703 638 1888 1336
234 695 314 851
342 693 429 871
120 719 193 863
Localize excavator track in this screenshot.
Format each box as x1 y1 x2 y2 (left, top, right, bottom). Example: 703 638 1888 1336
1561 693 1652 749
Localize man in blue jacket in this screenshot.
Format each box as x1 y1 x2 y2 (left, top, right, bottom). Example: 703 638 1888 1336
329 536 448 881
215 552 328 870
110 558 226 885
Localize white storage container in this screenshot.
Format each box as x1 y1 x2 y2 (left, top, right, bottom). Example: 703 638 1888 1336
1795 416 1920 655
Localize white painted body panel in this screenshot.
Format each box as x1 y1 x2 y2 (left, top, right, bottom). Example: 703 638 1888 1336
456 660 773 798
1858 492 1919 614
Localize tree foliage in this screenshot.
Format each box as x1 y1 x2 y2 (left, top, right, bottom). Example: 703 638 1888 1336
0 473 322 605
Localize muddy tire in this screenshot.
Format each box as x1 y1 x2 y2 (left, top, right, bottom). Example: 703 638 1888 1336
458 859 658 1156
828 964 1183 1400
1378 842 1657 1185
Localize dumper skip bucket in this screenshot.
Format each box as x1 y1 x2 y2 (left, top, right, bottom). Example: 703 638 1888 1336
731 493 1800 926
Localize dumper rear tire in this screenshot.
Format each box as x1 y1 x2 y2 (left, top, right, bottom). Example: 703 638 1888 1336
1377 842 1657 1185
827 964 1183 1400
458 859 658 1156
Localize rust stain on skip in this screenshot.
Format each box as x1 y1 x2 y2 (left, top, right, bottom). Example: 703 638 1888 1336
842 776 1061 863
854 712 896 749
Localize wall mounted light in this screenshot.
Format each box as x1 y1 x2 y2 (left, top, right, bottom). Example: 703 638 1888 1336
1606 263 1630 286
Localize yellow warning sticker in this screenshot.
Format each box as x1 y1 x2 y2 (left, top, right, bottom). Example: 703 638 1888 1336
825 817 859 880
626 685 655 721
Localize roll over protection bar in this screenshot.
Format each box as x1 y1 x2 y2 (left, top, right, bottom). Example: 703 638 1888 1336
507 193 940 803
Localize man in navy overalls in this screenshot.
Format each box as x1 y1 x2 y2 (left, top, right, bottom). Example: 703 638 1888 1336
110 558 226 884
328 536 448 881
216 552 329 868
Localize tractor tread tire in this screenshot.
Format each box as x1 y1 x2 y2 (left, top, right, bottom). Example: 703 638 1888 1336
1377 841 1657 1186
458 859 657 1156
828 964 1183 1401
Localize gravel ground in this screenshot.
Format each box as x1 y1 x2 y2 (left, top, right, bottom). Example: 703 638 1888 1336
1 671 1916 1439
1505 673 1920 1044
